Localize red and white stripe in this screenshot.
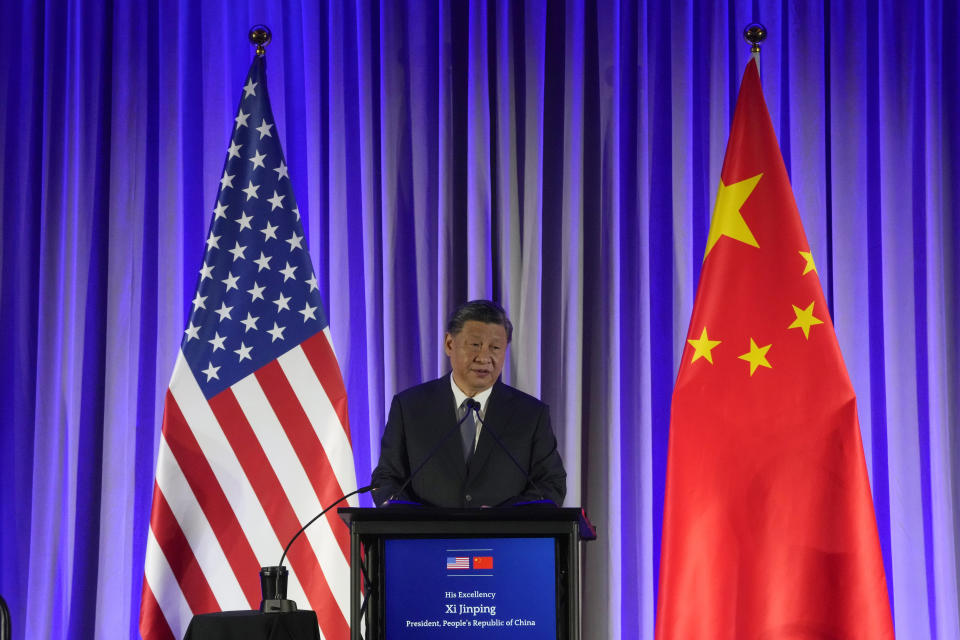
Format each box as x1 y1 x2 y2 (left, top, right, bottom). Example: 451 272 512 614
141 329 357 640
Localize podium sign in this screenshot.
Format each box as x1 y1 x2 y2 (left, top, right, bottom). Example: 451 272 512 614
385 537 556 636
339 507 594 640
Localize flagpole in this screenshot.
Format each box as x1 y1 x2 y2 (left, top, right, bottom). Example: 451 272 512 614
249 24 272 57
743 23 767 66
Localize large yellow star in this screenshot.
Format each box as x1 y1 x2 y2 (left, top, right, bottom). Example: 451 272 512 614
704 173 763 258
799 250 817 275
687 327 721 364
788 301 824 339
738 338 772 376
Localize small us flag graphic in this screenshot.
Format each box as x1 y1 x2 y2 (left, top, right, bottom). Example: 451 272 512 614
447 557 469 570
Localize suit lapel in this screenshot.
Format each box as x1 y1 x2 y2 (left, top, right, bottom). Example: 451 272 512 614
430 375 467 481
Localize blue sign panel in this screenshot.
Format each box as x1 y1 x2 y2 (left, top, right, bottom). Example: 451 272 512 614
384 537 557 637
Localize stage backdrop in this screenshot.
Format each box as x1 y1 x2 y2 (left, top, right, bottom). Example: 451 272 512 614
1 1 958 639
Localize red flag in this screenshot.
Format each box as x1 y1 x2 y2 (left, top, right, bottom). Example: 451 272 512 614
140 56 358 640
655 59 894 639
473 556 494 570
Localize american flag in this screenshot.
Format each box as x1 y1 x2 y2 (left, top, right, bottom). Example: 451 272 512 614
140 55 357 640
446 557 470 570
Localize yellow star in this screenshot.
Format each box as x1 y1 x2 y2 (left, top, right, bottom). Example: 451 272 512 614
687 327 721 364
738 338 772 376
788 301 824 339
704 173 763 258
799 250 817 275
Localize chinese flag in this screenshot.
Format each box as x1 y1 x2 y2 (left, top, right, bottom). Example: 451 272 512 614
655 59 894 639
473 556 494 570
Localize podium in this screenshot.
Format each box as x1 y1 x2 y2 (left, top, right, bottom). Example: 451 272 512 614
338 506 595 639
182 610 320 640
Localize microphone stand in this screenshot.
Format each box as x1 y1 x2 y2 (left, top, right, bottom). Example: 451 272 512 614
466 399 555 506
384 408 476 505
260 484 373 613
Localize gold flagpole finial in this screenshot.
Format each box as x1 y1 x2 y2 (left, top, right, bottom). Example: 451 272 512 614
743 23 767 54
249 25 272 57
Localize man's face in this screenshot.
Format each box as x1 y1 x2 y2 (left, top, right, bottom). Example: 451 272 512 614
444 320 509 395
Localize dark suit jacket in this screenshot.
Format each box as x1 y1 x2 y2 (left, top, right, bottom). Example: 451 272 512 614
371 375 567 508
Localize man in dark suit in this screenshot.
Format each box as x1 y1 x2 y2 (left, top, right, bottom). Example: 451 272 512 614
371 300 566 507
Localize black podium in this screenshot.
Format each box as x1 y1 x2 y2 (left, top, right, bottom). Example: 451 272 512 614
182 609 320 640
338 507 595 639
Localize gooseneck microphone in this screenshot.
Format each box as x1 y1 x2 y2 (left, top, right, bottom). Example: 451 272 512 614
465 399 555 506
260 484 373 613
385 408 477 504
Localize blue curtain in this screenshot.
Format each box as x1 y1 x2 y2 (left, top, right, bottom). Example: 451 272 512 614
1 1 958 638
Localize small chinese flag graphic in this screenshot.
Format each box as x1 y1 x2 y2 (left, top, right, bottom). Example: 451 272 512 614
472 556 493 570
655 58 895 640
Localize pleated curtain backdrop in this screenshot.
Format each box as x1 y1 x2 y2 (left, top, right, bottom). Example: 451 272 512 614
1 1 958 639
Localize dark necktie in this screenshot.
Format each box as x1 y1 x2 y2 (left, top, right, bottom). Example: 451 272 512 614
460 399 477 464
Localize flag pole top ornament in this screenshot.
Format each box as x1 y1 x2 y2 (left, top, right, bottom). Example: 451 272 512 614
248 24 272 57
743 23 767 54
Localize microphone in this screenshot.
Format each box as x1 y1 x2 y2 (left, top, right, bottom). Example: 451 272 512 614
465 399 555 506
260 484 373 613
383 407 477 505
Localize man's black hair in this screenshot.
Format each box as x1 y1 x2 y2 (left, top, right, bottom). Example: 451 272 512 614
446 299 513 343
